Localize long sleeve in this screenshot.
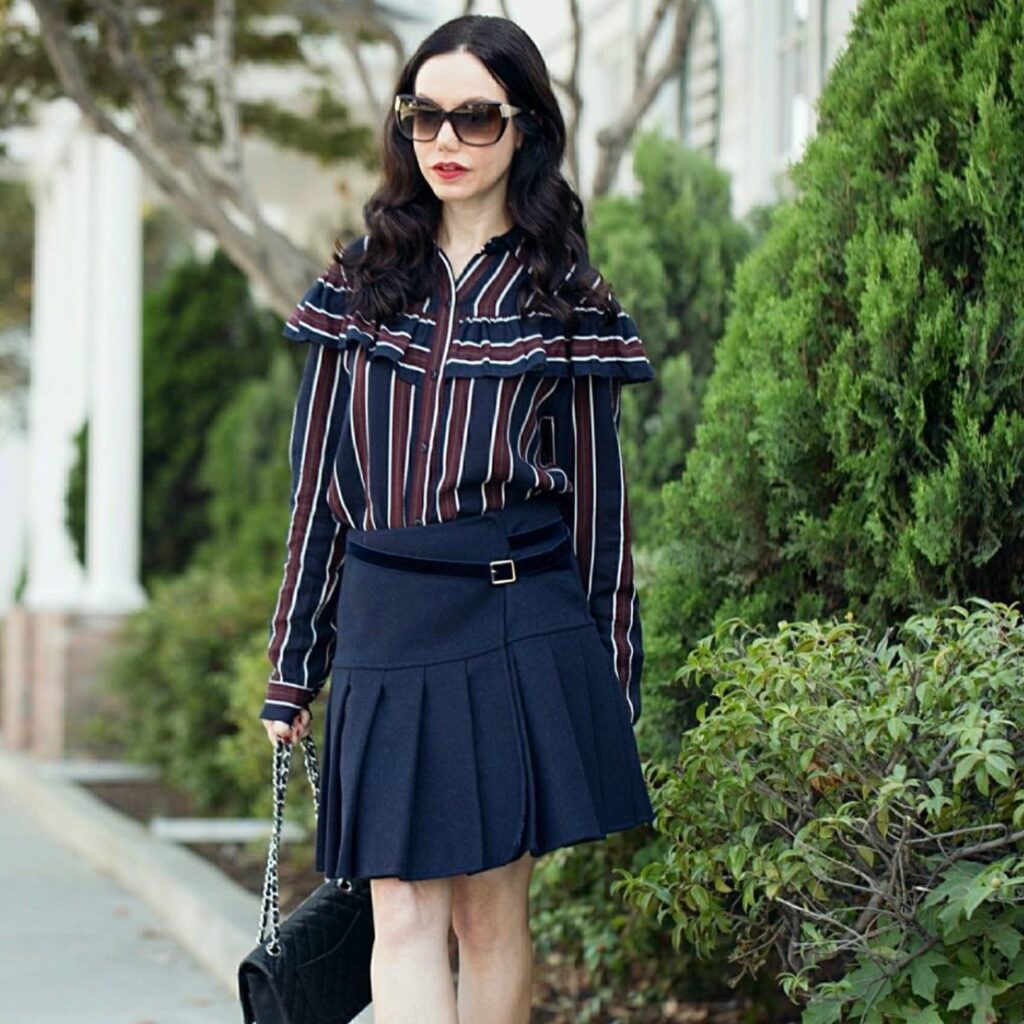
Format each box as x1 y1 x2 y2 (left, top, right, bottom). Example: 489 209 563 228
546 372 646 726
260 343 350 724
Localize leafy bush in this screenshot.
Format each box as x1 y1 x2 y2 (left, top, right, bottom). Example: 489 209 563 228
648 0 1024 679
523 136 776 1018
217 634 319 838
528 828 795 1021
98 559 281 815
89 253 307 813
0 177 34 335
619 599 1024 1023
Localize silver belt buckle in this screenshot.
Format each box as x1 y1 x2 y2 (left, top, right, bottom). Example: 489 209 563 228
489 558 517 585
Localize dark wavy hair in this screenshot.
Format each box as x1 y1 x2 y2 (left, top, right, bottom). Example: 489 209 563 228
331 14 616 331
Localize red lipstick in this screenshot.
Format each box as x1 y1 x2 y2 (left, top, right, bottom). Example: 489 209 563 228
432 162 468 180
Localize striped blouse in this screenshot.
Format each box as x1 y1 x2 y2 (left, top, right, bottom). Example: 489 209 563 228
260 221 656 728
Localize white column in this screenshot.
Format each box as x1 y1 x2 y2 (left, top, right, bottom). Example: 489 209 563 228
82 127 146 613
24 104 88 610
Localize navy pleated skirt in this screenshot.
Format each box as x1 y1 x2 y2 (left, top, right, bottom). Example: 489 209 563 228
313 495 656 882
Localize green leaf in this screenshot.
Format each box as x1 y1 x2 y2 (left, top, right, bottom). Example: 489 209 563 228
985 753 1014 787
876 804 890 839
989 921 1023 962
923 861 989 913
845 957 894 1003
954 751 981 786
802 998 844 1024
963 876 997 919
909 951 947 1001
1005 950 1024 985
854 845 876 868
947 977 1009 1023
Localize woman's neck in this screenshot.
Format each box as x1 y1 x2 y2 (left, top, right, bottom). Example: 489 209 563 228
436 204 513 256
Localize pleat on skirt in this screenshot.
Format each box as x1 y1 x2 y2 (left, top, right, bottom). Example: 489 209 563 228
313 495 656 882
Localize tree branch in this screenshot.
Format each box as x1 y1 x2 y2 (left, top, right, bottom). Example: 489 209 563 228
296 0 406 118
213 0 243 181
591 0 695 197
210 0 277 262
30 0 317 315
558 0 583 190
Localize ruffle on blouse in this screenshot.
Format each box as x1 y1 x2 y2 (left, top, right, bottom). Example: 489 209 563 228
444 305 654 383
281 260 354 349
282 258 655 386
341 314 435 387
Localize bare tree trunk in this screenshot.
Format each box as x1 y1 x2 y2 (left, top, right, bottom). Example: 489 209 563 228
589 0 695 198
550 0 583 190
462 0 513 19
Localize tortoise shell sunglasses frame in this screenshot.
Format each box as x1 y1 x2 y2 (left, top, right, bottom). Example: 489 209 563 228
393 93 530 146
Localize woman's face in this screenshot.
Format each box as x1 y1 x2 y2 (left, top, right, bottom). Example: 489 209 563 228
409 50 521 212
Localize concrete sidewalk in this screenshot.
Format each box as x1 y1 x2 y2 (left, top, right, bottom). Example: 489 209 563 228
1 783 241 1023
0 742 376 1023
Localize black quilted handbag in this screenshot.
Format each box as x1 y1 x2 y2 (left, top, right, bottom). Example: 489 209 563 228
238 732 374 1023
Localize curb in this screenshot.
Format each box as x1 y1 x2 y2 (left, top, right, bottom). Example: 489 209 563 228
0 744 260 996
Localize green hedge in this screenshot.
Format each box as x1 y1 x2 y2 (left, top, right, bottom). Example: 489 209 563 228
586 130 759 539
138 247 279 582
193 350 297 577
97 560 281 816
647 0 1024 686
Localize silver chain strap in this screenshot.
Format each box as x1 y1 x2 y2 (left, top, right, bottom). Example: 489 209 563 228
257 730 355 955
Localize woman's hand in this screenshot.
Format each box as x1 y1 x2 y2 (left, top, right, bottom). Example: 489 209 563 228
261 707 313 747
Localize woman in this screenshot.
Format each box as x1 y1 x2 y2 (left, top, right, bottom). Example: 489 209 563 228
259 13 656 1024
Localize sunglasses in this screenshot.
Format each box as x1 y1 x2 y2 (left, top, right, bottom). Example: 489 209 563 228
393 93 524 146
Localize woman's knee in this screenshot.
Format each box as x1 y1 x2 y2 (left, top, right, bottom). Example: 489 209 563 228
370 876 453 947
451 854 534 951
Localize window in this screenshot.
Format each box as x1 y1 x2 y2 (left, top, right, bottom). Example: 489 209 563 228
680 0 721 159
777 0 811 163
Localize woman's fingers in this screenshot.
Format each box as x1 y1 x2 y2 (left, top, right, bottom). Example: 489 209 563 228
261 708 312 746
293 708 312 740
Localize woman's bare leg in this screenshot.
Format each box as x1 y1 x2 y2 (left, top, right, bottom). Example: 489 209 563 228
451 851 536 1024
369 875 458 1024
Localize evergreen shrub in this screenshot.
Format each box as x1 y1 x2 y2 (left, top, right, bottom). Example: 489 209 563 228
587 130 758 537
649 0 1024 685
140 247 278 581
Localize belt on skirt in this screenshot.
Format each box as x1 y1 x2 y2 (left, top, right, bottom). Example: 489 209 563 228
345 518 572 586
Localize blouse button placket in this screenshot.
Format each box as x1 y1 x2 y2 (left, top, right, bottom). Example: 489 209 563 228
409 251 461 526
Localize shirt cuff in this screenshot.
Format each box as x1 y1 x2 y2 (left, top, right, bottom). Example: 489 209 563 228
259 679 321 724
259 700 304 725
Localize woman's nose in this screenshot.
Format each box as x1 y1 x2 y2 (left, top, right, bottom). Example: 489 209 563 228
436 117 460 147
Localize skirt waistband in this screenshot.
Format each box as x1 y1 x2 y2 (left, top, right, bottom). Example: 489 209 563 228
345 496 569 564
346 519 571 584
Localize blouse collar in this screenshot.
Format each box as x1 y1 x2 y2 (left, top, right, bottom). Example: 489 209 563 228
433 221 523 259
482 221 524 255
